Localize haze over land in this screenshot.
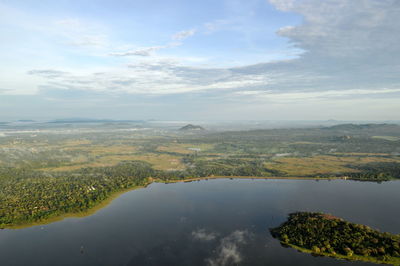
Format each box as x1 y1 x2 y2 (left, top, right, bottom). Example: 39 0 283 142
1 0 399 121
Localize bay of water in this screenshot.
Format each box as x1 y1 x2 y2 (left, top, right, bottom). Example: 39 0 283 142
1 179 399 266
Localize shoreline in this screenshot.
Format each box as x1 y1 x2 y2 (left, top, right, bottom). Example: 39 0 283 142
286 243 400 266
163 176 347 183
271 212 400 265
3 184 149 230
0 176 365 229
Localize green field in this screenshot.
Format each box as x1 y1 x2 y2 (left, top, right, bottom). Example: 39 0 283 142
1 123 400 228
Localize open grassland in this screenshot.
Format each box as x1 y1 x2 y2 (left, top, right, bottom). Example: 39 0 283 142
156 143 214 154
372 136 400 141
42 153 185 172
1 123 400 228
40 143 185 171
1 134 400 176
265 155 400 176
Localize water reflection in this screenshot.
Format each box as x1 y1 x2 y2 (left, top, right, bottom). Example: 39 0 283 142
1 179 398 266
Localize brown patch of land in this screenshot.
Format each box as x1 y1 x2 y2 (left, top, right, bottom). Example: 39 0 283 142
265 155 400 176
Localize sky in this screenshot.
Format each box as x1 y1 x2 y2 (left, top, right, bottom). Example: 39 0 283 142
0 0 399 121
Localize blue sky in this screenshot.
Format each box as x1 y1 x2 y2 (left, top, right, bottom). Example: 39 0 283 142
0 0 399 121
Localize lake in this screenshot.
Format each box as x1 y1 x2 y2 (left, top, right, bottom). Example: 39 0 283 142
1 179 399 266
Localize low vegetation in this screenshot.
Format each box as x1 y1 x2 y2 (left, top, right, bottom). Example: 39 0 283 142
1 123 400 227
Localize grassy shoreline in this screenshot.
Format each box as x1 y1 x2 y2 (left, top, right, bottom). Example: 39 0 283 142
4 184 150 229
287 243 400 265
271 212 400 265
0 176 359 229
163 175 347 183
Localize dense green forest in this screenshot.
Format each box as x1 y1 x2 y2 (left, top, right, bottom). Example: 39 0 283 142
271 212 400 265
2 159 400 228
1 122 400 227
0 162 153 227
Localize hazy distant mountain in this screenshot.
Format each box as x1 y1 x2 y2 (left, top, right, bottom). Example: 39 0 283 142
323 123 396 130
48 118 145 124
322 123 400 137
17 120 35 122
179 124 205 131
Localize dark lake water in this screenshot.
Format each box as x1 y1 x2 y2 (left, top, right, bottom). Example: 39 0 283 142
1 179 400 266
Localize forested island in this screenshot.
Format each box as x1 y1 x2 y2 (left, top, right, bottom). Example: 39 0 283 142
1 122 400 228
270 212 400 265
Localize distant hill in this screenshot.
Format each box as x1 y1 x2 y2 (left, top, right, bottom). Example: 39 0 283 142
323 123 397 130
49 118 144 124
321 123 400 138
179 124 205 131
17 119 35 122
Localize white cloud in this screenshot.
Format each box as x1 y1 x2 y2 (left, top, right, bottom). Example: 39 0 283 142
224 0 400 100
268 0 296 11
27 70 69 78
2 0 400 120
26 58 273 95
172 29 196 40
270 0 400 59
110 29 195 57
204 20 232 33
96 0 400 102
235 88 400 103
109 46 166 57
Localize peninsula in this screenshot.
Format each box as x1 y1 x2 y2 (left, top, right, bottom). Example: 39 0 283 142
271 212 400 265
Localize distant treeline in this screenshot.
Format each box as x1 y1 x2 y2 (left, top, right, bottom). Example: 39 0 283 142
345 162 400 180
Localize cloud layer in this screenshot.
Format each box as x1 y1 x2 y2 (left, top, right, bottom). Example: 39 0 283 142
27 0 400 98
1 0 399 120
